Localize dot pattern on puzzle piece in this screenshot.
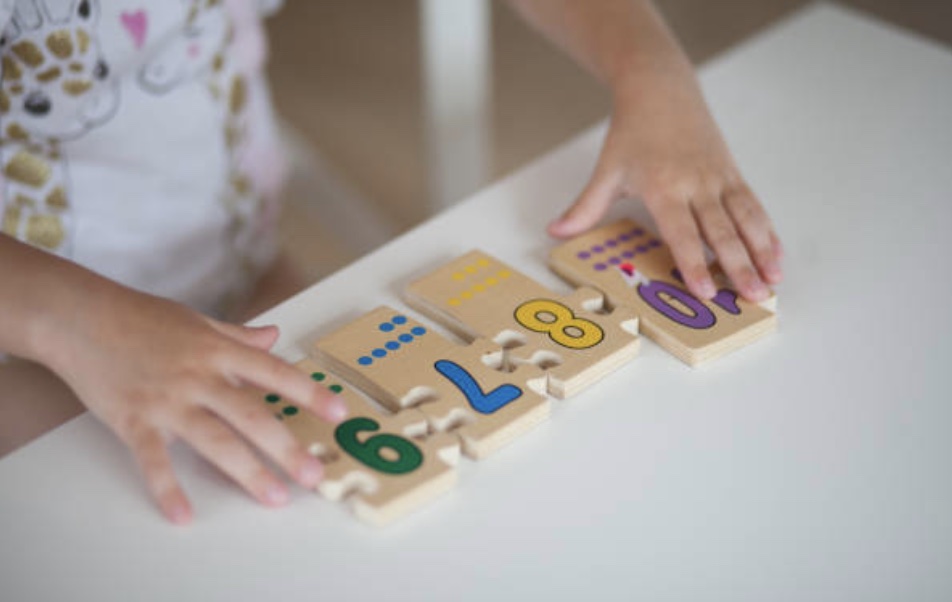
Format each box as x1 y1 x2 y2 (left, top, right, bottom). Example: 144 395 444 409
404 250 640 399
315 306 550 460
548 218 777 366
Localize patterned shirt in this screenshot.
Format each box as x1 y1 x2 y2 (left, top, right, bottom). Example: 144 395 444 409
0 0 287 316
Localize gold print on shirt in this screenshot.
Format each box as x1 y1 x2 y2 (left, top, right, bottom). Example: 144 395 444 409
138 0 263 308
0 0 119 255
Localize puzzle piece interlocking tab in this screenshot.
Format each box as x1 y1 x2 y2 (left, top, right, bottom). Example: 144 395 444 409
548 219 777 366
314 307 550 460
261 358 459 527
404 250 640 398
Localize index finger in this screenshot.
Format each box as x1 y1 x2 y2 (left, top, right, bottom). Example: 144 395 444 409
648 194 717 300
224 347 347 423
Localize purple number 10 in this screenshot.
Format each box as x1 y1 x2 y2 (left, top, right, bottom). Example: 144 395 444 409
637 269 740 329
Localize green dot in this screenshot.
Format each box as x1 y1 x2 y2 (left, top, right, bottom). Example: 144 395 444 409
282 406 299 417
265 394 280 403
329 384 343 394
311 372 326 381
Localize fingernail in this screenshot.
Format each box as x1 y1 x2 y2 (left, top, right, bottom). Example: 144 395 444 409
299 457 323 487
697 279 717 299
765 261 783 284
747 282 769 302
326 396 348 423
264 483 289 506
167 501 191 525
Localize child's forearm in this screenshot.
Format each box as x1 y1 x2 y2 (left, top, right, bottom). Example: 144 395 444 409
0 233 114 367
504 0 693 92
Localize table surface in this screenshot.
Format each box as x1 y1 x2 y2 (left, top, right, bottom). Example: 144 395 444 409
3 4 951 601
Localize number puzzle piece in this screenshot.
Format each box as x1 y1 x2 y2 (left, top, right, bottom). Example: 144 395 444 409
261 358 459 526
314 307 549 460
548 219 777 366
403 250 640 398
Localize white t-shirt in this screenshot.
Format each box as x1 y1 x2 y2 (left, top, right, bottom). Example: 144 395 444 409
0 0 287 316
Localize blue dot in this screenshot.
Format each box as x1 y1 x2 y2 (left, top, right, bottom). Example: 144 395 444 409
372 348 387 358
411 326 426 336
379 322 395 332
392 315 407 325
399 333 414 343
385 341 400 351
358 356 373 366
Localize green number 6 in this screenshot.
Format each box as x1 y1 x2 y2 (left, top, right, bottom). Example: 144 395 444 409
334 417 423 475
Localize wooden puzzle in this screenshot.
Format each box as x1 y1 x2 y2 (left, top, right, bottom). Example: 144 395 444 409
257 222 777 525
548 219 777 365
314 307 550 461
261 358 459 526
404 250 640 398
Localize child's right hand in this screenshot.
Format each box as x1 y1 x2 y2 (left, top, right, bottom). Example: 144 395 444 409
0 234 346 525
42 287 347 524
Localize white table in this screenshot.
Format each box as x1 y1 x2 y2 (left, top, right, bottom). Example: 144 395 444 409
3 4 951 600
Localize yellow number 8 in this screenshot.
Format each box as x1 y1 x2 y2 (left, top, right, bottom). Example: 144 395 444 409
514 299 604 350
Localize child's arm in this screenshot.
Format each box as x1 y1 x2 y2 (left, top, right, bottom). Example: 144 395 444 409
0 234 346 524
505 0 783 302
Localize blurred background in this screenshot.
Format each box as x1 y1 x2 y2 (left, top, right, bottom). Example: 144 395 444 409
264 0 952 281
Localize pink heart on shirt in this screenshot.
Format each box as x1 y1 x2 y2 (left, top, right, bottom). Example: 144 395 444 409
121 10 148 50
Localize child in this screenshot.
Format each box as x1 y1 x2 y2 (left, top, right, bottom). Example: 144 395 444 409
0 0 782 524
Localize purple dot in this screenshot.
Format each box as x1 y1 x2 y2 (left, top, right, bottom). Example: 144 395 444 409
594 263 607 271
622 250 635 259
619 233 632 242
592 245 605 254
632 228 645 237
636 245 648 253
608 257 621 265
606 239 618 248
649 239 661 248
577 251 591 260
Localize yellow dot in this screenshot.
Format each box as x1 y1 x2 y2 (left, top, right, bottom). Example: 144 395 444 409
473 284 485 292
452 272 465 281
448 298 461 306
465 265 477 274
485 277 498 287
498 270 511 279
461 291 473 299
477 258 490 268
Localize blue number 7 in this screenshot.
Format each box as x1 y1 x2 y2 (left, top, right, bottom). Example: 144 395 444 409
434 360 523 415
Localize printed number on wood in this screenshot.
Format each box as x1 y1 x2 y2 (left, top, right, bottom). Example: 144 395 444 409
260 358 458 526
548 219 777 366
404 251 639 398
315 306 550 460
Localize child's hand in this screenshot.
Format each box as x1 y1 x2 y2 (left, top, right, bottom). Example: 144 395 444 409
43 287 347 525
548 78 783 302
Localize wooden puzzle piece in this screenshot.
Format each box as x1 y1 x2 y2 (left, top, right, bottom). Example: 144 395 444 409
403 250 640 398
314 306 550 460
548 219 777 366
260 358 459 526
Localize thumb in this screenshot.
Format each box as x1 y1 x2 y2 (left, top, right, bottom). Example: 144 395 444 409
547 169 622 239
206 319 280 351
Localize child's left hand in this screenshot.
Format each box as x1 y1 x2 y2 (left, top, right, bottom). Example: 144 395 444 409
548 74 783 303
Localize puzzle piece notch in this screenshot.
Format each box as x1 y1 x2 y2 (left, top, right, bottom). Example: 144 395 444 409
548 219 777 366
261 358 459 527
314 306 551 460
403 250 640 399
